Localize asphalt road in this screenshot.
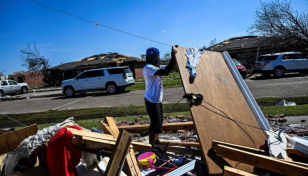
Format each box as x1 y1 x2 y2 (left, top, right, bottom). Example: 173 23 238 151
1 73 308 114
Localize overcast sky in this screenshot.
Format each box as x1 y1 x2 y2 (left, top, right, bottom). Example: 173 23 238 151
0 0 307 75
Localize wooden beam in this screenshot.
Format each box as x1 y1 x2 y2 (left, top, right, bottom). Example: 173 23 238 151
101 118 142 176
105 116 120 136
223 166 257 176
159 139 200 148
155 144 203 156
212 140 269 156
104 130 132 176
287 148 308 159
0 124 38 155
216 144 308 176
117 121 195 133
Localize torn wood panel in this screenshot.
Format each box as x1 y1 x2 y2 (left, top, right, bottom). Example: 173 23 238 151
159 139 200 148
212 140 269 156
0 124 38 155
223 166 257 176
117 121 194 133
216 144 308 176
100 121 118 137
104 130 132 176
174 46 266 174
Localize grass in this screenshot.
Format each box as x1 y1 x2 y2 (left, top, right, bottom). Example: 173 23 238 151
256 96 308 106
0 103 190 128
2 95 308 129
126 71 182 91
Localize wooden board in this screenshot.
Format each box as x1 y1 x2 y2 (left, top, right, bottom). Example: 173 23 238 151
101 118 142 176
117 121 194 133
104 130 132 176
216 144 308 176
0 124 38 155
173 46 266 174
159 139 200 148
223 166 257 176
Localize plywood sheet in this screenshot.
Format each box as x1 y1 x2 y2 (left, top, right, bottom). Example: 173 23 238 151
173 46 266 174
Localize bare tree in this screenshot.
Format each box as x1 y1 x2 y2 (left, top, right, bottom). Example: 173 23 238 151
249 0 308 50
20 43 51 84
208 38 217 48
0 69 5 77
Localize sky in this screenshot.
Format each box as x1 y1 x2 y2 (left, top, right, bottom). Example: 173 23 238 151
0 0 307 75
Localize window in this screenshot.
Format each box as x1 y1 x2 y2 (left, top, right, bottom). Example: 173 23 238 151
1 81 8 86
293 54 308 59
8 81 17 85
282 54 296 60
107 68 125 75
87 70 104 78
258 56 278 61
123 68 132 73
77 72 89 79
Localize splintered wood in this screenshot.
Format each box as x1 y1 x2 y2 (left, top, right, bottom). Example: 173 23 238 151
173 46 266 174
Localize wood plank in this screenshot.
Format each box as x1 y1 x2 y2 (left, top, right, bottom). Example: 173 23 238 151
212 140 269 156
101 118 142 176
117 121 195 133
216 144 308 176
155 144 203 156
0 124 38 155
174 46 266 174
223 166 257 176
159 139 200 148
105 116 120 136
68 128 117 141
104 130 132 176
287 148 308 158
0 129 10 134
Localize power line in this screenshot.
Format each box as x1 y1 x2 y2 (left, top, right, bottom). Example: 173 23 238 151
30 0 172 47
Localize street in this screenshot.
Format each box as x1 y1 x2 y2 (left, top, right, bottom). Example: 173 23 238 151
1 73 308 114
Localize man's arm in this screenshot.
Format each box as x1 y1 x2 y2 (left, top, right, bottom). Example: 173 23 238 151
154 50 177 76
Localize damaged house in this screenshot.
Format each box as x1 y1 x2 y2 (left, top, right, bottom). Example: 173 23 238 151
48 52 146 83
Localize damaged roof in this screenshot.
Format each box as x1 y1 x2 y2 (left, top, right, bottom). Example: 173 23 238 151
49 52 145 70
207 36 266 52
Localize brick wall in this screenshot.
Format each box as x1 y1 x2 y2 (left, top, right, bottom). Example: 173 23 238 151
24 73 44 87
134 68 143 78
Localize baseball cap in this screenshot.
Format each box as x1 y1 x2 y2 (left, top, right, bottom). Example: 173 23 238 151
146 47 160 55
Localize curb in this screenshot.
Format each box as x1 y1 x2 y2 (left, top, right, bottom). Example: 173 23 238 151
1 93 63 101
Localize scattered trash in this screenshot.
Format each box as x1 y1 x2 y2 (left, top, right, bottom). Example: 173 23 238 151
275 100 296 106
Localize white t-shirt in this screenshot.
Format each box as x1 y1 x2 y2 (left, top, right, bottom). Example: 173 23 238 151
143 64 163 103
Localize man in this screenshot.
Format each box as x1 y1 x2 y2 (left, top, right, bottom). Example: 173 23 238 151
143 47 176 146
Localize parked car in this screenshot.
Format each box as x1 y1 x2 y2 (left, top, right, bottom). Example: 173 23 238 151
61 67 135 97
232 59 247 78
255 52 308 78
0 80 29 97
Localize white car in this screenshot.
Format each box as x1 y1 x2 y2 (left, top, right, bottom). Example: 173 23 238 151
61 67 135 97
255 52 308 77
0 80 29 97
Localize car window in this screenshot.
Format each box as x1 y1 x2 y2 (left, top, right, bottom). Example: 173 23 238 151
1 81 8 86
8 81 17 85
123 68 132 73
77 72 88 79
258 56 278 61
107 68 125 74
283 54 297 60
293 54 308 59
87 70 104 78
233 60 241 66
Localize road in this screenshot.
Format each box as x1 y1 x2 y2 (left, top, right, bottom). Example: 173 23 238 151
1 74 308 114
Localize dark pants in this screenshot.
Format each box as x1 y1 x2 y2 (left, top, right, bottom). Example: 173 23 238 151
145 99 163 134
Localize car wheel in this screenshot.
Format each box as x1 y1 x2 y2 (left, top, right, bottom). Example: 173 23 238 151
65 87 75 97
21 86 28 94
274 68 285 78
106 83 117 94
0 90 4 97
